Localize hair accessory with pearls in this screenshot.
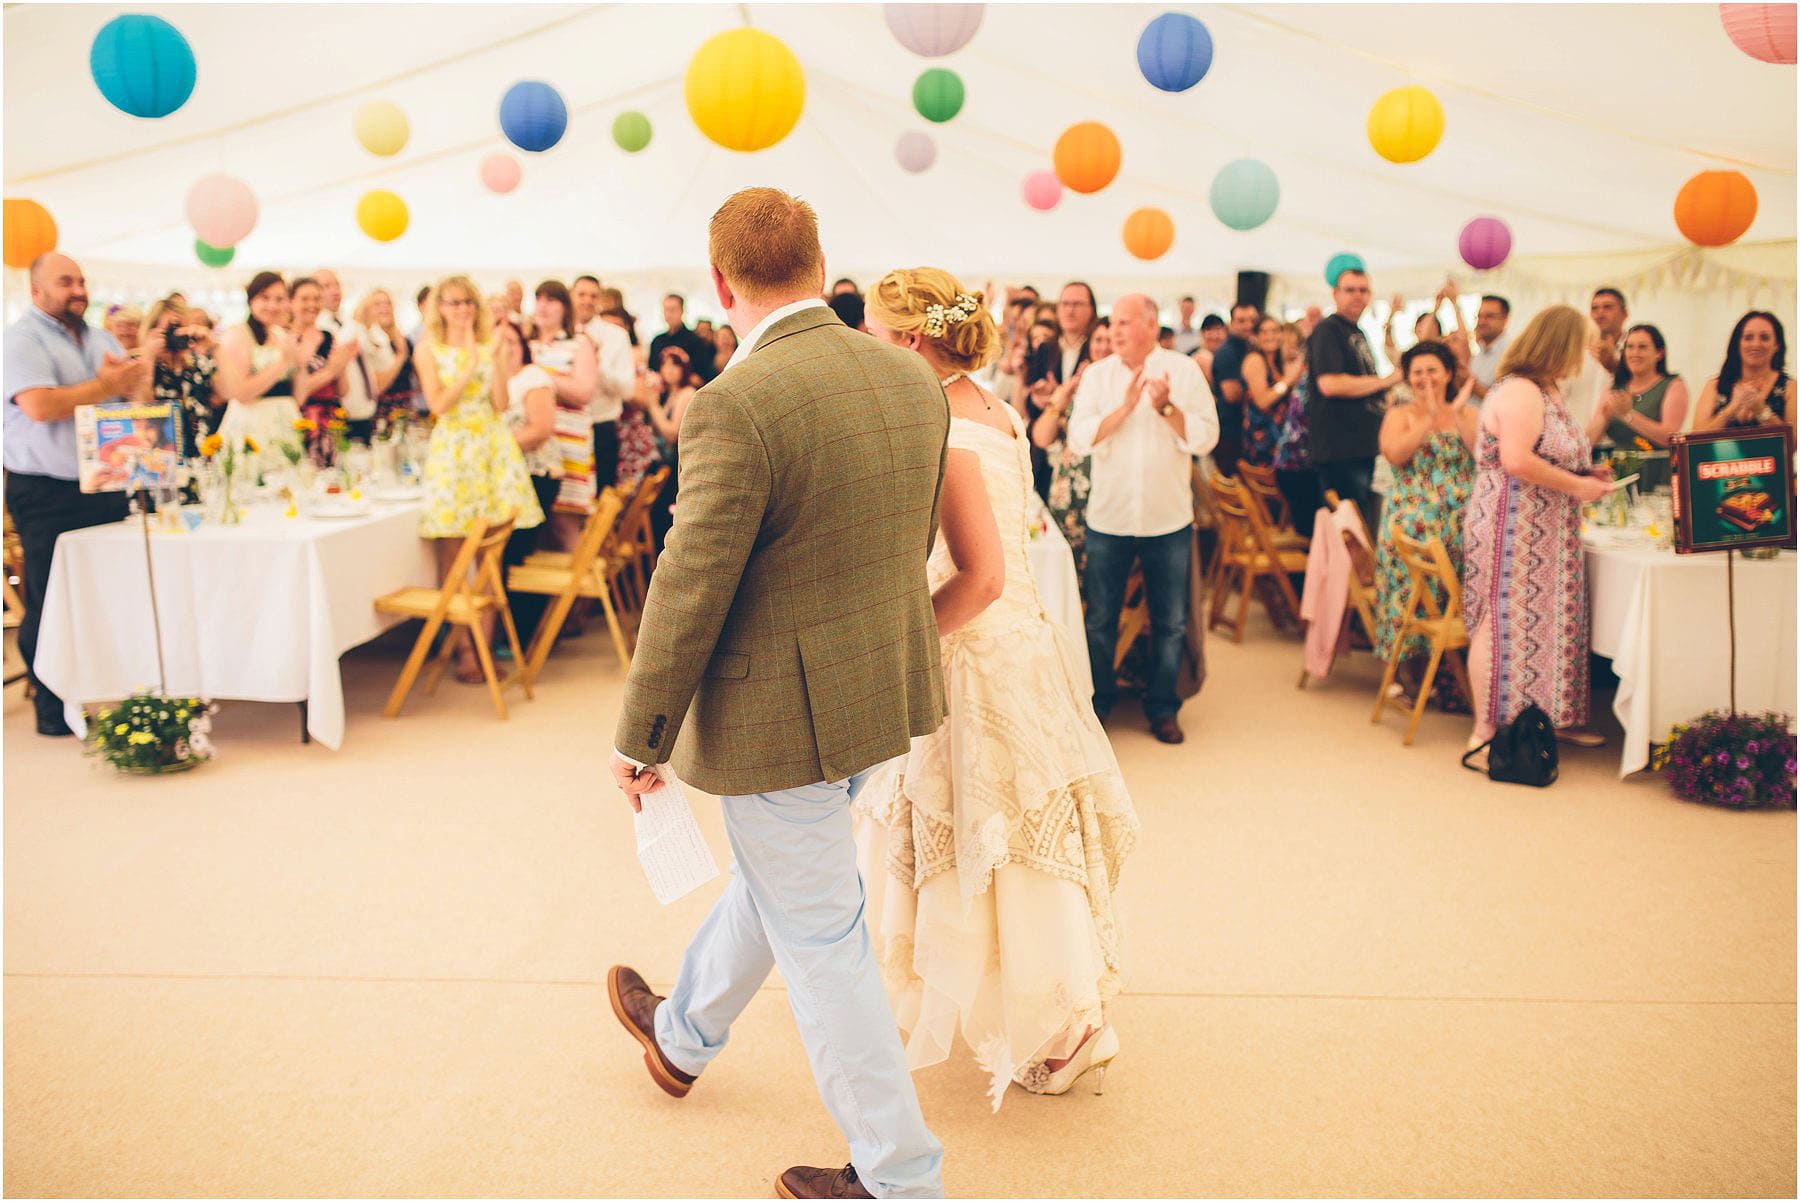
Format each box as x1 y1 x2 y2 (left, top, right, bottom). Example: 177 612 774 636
922 292 981 338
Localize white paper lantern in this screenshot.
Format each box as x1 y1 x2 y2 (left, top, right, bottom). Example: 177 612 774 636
883 4 984 57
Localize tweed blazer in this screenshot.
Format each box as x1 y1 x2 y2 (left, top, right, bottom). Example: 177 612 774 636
614 306 951 796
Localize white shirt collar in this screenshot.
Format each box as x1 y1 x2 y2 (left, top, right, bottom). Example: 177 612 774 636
727 298 830 370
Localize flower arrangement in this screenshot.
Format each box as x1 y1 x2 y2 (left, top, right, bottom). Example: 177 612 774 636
329 408 351 460
86 691 216 774
199 433 258 523
1651 710 1796 809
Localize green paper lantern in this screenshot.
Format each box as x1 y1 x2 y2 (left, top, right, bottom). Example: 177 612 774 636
912 68 964 124
194 238 234 268
613 111 653 153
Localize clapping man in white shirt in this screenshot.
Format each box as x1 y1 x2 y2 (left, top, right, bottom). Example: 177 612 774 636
1068 294 1219 744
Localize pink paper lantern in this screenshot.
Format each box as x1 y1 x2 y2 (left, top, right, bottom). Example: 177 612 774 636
895 131 936 173
1458 216 1513 271
183 173 257 248
1021 169 1062 211
481 153 522 194
1720 3 1797 63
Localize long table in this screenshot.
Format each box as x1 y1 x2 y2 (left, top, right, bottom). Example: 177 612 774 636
1584 534 1796 777
34 502 436 749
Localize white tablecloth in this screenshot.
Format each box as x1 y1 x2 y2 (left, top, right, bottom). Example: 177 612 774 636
1026 518 1091 694
35 502 437 749
1585 535 1796 777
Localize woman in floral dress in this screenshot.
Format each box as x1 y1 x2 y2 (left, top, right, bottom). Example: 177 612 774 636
1373 341 1478 709
413 275 544 682
1463 306 1613 754
1032 319 1112 575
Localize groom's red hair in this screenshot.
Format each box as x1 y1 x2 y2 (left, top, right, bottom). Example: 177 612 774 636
709 188 823 303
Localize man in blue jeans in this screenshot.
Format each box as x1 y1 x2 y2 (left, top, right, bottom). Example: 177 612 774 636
1068 294 1218 744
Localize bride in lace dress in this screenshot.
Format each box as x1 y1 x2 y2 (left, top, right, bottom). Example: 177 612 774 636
855 268 1139 1111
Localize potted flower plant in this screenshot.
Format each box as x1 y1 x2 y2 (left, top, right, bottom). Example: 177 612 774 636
86 691 217 775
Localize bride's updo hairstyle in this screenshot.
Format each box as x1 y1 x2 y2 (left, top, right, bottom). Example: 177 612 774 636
866 267 1000 373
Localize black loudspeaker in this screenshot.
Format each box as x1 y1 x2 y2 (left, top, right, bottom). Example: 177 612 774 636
1236 270 1270 313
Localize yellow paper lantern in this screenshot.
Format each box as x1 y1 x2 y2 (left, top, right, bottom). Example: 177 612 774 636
4 198 58 269
685 29 806 152
354 100 410 157
1053 122 1122 195
356 190 409 242
1674 171 1758 247
1366 85 1444 164
1122 207 1174 261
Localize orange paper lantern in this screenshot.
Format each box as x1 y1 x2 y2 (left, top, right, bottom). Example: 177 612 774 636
3 198 58 269
1674 170 1758 246
1122 207 1174 260
1054 122 1121 195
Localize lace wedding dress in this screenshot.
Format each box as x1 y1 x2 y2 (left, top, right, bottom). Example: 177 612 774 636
852 401 1139 1111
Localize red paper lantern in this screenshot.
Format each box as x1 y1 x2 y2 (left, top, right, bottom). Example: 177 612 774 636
1720 4 1797 64
1674 171 1759 246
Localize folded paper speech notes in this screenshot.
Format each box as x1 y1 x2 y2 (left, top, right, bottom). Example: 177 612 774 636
632 772 720 905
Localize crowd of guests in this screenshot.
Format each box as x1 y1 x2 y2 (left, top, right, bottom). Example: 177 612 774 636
4 247 1792 753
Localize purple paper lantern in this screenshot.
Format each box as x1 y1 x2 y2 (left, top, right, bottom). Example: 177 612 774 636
895 131 937 173
1458 216 1512 271
1021 169 1063 211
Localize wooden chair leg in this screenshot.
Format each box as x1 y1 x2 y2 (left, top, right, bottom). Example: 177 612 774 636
1405 641 1446 746
497 600 532 699
1297 667 1310 690
471 624 508 720
1372 636 1404 724
526 590 577 680
385 617 441 718
597 584 632 671
422 621 460 697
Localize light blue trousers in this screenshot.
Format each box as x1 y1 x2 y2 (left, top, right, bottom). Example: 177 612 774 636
653 771 945 1199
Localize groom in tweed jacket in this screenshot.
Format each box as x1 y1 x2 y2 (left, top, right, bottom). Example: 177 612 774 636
607 189 949 1200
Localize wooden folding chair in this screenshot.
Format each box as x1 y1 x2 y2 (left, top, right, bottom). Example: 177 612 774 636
1112 566 1149 673
1206 474 1307 642
1370 527 1473 745
1235 461 1307 550
508 488 632 676
375 515 532 720
616 466 670 611
5 506 28 686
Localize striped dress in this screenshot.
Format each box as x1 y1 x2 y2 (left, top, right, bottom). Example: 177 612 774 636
1461 377 1591 729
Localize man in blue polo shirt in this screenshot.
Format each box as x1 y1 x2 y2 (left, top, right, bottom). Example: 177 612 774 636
5 253 151 736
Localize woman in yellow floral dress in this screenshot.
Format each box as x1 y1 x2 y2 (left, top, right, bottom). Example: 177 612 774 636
412 275 544 681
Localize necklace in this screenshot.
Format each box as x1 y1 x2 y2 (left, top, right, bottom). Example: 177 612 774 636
940 370 993 411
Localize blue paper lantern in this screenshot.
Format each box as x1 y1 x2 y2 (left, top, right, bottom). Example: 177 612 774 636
89 15 196 119
1325 252 1366 288
1210 158 1279 231
1136 12 1213 93
499 81 568 153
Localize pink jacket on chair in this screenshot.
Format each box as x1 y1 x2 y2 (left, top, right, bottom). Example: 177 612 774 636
1299 503 1372 680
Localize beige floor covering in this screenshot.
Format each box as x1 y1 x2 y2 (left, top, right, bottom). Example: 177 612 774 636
4 605 1794 1198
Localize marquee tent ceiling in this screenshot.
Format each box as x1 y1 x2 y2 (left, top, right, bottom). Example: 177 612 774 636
4 3 1796 285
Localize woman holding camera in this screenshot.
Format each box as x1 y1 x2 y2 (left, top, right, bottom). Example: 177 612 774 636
141 297 219 457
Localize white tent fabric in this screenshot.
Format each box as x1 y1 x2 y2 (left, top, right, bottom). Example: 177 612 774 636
5 1 1796 355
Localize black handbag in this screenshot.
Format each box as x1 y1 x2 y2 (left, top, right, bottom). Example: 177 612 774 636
1462 702 1559 787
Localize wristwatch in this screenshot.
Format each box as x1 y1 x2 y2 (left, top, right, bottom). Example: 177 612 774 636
1159 402 1176 417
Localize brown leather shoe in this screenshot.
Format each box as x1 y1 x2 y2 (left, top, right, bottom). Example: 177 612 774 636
775 1164 873 1199
606 965 696 1098
1149 715 1185 744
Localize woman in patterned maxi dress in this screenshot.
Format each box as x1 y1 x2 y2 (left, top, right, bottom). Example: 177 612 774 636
1462 306 1613 751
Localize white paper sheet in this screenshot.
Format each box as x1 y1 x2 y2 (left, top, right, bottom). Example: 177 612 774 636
632 773 720 905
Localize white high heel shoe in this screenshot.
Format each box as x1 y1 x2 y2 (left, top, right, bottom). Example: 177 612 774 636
1014 1025 1121 1096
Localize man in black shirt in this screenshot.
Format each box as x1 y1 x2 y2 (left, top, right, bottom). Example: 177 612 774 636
1206 302 1259 476
648 294 718 383
1307 268 1399 535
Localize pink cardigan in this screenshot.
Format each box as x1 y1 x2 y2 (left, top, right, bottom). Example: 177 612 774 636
1299 502 1373 680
